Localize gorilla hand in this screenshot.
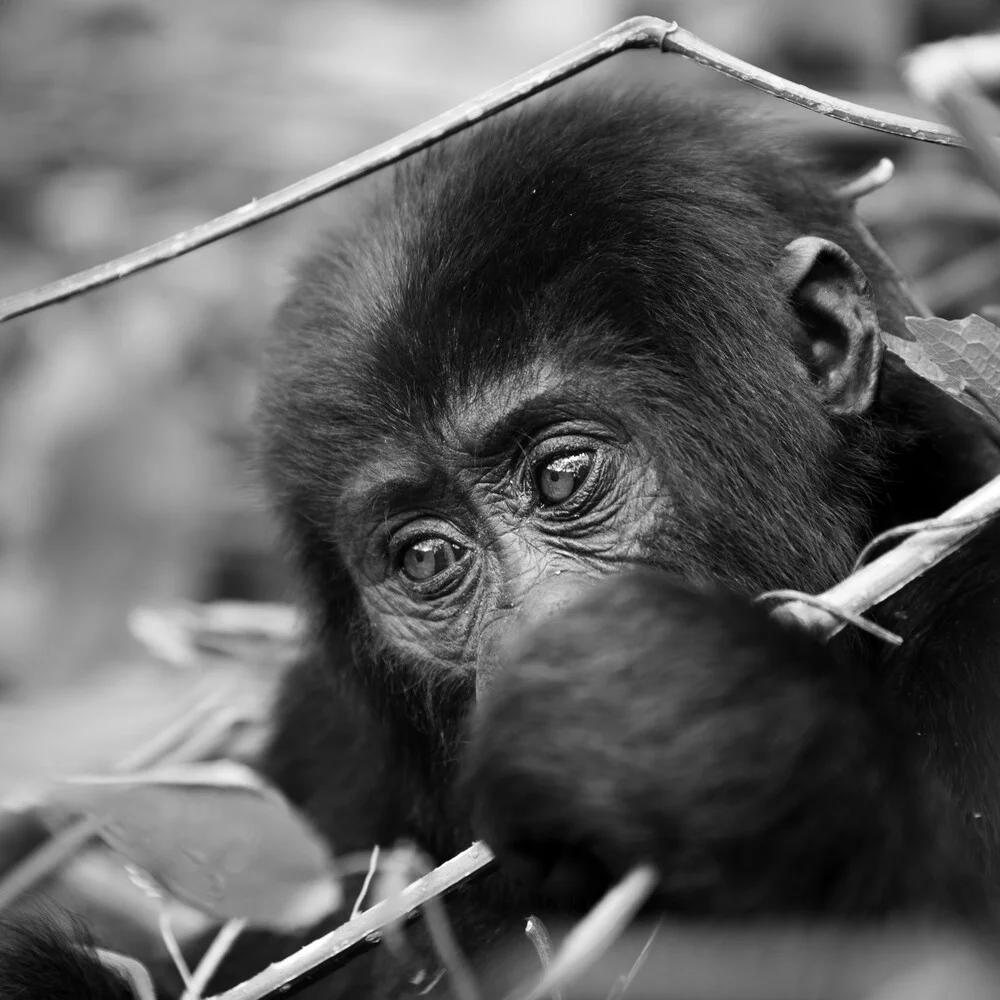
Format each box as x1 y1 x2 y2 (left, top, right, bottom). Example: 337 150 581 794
463 571 974 920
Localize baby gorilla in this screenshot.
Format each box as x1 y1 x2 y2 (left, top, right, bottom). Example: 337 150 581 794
465 571 983 921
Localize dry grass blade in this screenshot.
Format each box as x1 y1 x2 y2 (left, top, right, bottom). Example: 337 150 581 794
350 845 380 919
183 919 248 1000
509 865 659 1000
524 917 560 1000
604 923 660 1000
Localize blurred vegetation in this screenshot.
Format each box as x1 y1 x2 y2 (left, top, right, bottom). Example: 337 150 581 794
0 0 999 781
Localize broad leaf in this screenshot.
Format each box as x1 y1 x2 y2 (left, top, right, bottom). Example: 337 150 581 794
55 761 341 930
882 314 1000 410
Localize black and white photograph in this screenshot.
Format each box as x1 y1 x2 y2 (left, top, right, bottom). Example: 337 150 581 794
2 2 1000 998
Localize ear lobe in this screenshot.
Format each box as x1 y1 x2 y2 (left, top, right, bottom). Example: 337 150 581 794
780 236 885 417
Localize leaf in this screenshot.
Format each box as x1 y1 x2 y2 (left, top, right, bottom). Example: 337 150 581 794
55 761 341 930
92 949 156 1000
882 314 1000 410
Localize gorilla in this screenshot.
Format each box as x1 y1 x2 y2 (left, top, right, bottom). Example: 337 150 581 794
2 87 1000 998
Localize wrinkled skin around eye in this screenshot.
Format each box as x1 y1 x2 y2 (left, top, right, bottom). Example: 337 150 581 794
348 436 666 682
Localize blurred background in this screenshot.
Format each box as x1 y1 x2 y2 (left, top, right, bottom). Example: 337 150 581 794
0 0 999 794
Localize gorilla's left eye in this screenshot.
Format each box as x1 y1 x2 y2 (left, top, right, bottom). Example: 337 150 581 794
399 537 467 584
535 451 594 505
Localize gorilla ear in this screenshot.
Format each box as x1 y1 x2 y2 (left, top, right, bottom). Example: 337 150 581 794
780 236 885 416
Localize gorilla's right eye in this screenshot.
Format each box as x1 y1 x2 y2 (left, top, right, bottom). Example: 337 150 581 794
399 537 468 584
535 450 594 506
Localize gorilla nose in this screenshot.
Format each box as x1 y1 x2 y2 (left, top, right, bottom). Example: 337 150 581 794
517 572 597 631
498 841 613 910
477 572 598 700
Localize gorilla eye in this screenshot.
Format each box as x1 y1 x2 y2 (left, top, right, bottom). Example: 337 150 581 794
399 537 467 583
535 451 593 505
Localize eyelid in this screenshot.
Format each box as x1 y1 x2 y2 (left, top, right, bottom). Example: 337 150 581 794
524 414 622 454
389 519 467 558
527 430 599 461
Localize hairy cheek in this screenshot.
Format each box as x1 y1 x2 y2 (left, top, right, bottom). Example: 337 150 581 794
360 592 483 670
475 571 606 699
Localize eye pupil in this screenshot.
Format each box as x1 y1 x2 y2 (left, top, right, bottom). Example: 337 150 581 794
536 451 593 505
400 537 466 584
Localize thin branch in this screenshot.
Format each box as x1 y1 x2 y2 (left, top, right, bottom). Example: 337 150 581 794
206 842 496 1000
0 17 669 323
660 26 963 145
0 19 971 324
851 515 991 572
772 471 1000 641
756 590 902 646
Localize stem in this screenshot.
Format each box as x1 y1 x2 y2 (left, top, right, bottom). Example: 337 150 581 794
773 472 1000 640
0 19 969 324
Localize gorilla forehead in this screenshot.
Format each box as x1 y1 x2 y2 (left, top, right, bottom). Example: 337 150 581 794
367 89 800 372
261 89 853 513
276 89 816 398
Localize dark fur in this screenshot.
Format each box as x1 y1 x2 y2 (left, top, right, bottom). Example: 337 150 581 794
466 571 984 920
0 915 135 999
5 88 1000 998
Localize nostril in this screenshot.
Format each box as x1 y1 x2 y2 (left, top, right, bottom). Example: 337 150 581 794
499 841 557 889
501 840 611 910
516 574 598 634
540 846 612 909
477 574 602 700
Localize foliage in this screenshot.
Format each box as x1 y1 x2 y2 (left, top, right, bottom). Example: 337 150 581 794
55 762 341 931
883 313 1000 410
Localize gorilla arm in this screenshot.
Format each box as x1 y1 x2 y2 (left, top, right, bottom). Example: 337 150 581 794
464 571 986 923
